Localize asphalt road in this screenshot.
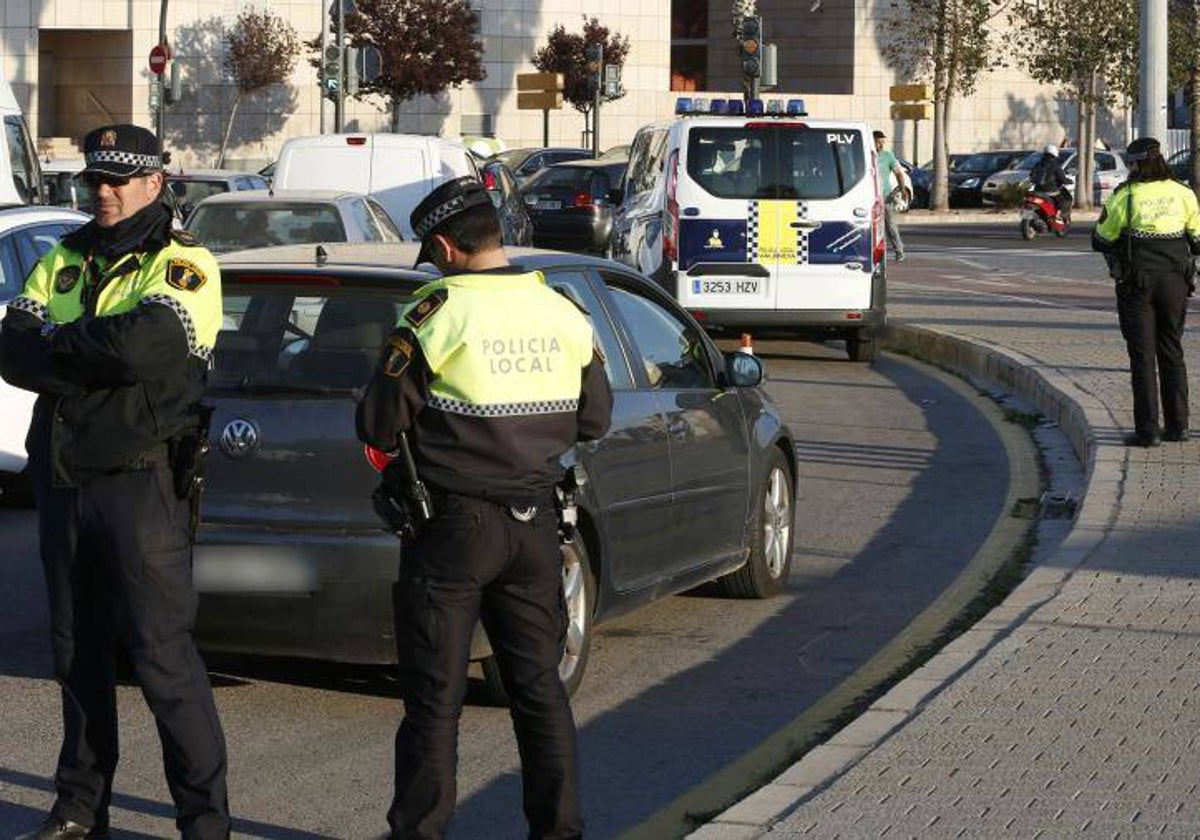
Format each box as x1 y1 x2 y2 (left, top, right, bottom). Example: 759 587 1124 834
0 334 1033 839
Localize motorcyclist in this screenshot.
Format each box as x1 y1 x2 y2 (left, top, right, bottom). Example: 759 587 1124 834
1029 144 1072 224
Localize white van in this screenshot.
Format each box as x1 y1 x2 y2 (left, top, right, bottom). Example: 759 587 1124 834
0 81 45 205
611 98 886 361
272 133 479 238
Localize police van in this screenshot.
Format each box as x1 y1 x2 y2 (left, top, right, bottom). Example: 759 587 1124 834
611 98 886 362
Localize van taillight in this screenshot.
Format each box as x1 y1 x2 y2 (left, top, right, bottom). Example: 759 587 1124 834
345 136 367 146
872 196 886 265
664 150 680 264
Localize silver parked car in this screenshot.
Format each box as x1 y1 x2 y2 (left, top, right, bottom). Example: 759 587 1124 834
183 189 403 253
981 149 1128 205
194 243 797 700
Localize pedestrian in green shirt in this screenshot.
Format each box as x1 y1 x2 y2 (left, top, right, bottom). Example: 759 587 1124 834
874 130 911 262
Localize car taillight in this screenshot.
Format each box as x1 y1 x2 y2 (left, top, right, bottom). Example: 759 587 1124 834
483 170 498 190
364 444 394 473
573 190 593 209
664 150 680 264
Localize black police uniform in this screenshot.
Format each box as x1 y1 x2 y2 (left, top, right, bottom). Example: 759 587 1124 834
1093 137 1200 446
356 178 613 839
0 125 230 840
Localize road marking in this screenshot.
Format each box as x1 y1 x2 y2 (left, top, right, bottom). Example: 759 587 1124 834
909 246 1089 258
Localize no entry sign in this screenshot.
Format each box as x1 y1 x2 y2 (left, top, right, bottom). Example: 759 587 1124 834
149 44 169 75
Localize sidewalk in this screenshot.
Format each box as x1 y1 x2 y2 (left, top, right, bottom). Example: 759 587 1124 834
900 206 1102 226
690 275 1200 837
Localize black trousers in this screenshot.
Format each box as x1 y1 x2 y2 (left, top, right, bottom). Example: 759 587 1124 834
388 491 581 840
1117 270 1190 437
31 456 230 840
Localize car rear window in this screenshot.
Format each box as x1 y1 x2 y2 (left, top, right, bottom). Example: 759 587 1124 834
210 285 409 393
188 205 348 253
686 125 866 200
527 166 608 190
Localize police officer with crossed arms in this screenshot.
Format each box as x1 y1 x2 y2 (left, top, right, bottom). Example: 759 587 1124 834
356 176 613 839
0 124 229 839
1093 136 1200 447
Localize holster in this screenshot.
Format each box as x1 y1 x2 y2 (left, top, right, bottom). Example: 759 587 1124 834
168 404 213 539
373 482 420 540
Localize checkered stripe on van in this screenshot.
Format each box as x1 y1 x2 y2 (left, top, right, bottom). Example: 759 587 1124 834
746 201 761 262
796 201 810 265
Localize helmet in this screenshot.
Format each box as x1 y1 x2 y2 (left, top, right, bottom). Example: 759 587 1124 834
1043 144 1059 157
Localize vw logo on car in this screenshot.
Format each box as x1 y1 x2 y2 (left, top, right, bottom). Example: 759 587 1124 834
219 418 260 459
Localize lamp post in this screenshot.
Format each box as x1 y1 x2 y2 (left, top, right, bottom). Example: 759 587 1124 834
1137 0 1168 139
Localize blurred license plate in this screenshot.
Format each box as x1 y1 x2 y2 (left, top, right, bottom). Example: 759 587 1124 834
535 200 561 211
692 279 760 294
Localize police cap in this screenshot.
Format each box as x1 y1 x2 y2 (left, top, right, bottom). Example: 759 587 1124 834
80 124 162 178
1125 136 1161 163
410 176 494 268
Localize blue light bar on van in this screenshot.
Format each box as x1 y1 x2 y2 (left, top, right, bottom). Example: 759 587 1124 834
693 98 709 112
747 99 765 116
675 97 694 114
727 100 745 116
786 99 807 116
709 98 727 114
766 100 783 115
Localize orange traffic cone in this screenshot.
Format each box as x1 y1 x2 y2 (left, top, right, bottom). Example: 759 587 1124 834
738 333 755 355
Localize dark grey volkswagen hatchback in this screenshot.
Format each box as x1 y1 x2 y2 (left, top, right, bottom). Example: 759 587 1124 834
195 242 797 699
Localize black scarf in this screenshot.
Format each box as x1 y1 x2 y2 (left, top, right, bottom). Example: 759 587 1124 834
63 199 173 261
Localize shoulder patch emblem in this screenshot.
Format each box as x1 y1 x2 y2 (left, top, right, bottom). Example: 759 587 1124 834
404 288 448 328
54 265 82 294
172 229 201 247
382 334 415 378
167 258 207 292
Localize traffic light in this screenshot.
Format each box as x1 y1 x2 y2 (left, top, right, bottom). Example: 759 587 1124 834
585 42 603 98
322 44 341 100
740 16 762 80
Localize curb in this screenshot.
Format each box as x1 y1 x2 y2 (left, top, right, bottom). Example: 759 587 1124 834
900 209 1102 226
686 322 1121 839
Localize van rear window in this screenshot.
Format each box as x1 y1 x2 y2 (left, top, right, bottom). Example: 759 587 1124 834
686 126 865 200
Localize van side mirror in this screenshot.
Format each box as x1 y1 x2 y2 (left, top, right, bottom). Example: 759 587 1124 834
724 351 763 387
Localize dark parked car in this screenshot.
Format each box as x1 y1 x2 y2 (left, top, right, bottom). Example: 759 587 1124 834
481 160 534 246
522 159 627 255
1168 149 1194 187
947 150 1035 207
490 146 593 185
195 242 797 700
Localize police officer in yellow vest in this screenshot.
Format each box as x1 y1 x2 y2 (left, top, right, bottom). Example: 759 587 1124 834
1093 136 1200 447
356 177 613 839
0 125 229 839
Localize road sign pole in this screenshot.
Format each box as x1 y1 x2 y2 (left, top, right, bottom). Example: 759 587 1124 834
157 0 168 146
335 0 345 132
543 108 549 148
320 3 329 134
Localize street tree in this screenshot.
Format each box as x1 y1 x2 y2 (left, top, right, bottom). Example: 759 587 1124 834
220 7 300 167
1168 0 1200 196
533 17 630 140
1006 0 1137 210
338 0 485 132
877 0 998 211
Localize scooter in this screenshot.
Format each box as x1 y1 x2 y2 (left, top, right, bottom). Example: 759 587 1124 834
1019 189 1069 240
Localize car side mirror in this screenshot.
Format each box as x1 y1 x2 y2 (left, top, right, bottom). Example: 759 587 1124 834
724 351 763 387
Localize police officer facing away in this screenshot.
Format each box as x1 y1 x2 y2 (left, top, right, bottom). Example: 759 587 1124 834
0 125 229 839
1093 136 1200 447
356 177 613 839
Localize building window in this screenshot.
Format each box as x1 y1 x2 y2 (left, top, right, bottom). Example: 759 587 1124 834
670 0 708 91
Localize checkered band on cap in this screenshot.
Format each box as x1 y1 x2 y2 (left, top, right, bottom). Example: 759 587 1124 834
413 196 466 241
85 149 161 170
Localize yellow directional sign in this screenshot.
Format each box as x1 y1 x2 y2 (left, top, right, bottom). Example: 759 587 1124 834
517 72 564 92
890 103 932 120
518 91 563 110
889 84 932 102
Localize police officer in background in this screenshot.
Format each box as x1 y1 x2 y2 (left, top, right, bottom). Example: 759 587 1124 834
0 125 229 839
1093 136 1200 447
356 177 613 839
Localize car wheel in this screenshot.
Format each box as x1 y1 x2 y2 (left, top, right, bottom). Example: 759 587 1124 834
719 448 794 599
481 536 596 703
846 332 878 363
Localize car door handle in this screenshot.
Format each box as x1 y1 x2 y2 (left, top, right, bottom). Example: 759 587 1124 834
789 220 822 230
